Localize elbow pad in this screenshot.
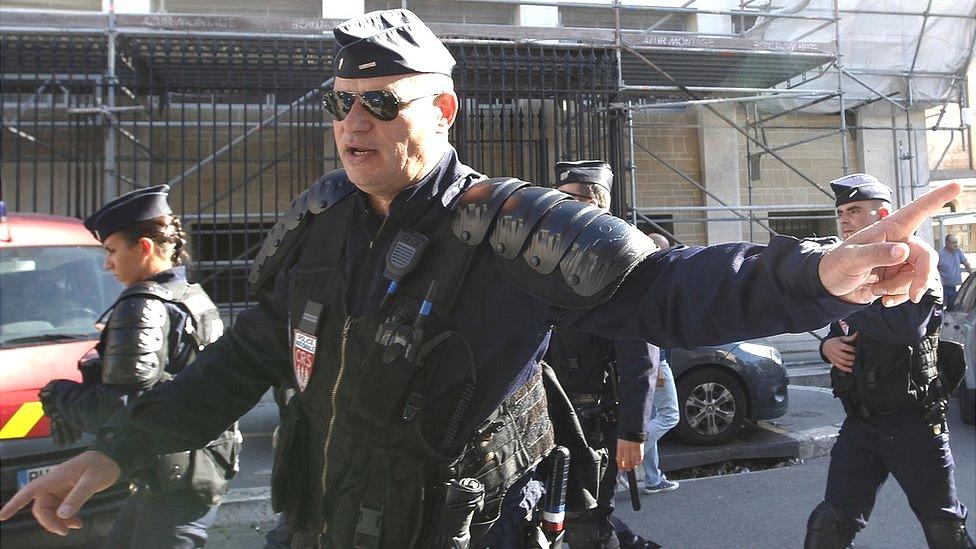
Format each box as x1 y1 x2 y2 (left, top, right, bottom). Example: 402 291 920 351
102 297 168 388
452 178 657 309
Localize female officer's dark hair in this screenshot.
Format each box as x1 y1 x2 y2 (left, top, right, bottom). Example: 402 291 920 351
116 215 190 266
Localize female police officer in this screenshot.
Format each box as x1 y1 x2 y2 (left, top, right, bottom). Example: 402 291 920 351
37 185 239 549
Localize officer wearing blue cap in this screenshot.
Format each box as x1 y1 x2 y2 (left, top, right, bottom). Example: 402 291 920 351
547 161 659 549
804 175 973 548
38 185 239 549
2 9 962 549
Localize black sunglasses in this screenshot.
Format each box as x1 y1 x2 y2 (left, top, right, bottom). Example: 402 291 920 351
322 89 442 121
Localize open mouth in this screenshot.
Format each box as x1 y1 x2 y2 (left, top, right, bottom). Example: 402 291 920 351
345 144 375 157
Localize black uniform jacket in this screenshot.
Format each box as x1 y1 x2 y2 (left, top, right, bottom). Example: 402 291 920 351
94 150 862 475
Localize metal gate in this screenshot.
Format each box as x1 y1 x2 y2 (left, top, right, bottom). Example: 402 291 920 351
1 29 621 315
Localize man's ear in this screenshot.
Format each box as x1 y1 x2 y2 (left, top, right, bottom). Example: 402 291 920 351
433 91 458 131
877 207 890 220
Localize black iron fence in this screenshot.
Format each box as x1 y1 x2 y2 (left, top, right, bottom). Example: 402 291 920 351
1 31 621 316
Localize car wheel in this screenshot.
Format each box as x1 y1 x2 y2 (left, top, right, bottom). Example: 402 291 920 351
674 368 747 445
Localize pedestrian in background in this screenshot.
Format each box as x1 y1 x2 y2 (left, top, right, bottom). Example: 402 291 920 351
938 233 972 311
641 233 681 496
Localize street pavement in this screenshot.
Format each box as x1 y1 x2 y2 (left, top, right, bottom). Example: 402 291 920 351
614 408 975 548
204 386 975 548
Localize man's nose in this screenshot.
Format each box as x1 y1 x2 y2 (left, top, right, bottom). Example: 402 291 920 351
341 98 374 131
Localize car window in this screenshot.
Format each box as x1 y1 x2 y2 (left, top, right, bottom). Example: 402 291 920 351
0 246 122 348
956 275 975 314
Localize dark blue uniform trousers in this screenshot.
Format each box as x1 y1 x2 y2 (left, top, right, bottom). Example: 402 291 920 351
824 409 967 533
103 490 218 549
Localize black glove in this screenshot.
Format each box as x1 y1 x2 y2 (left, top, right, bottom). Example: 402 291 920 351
38 381 83 447
78 355 103 385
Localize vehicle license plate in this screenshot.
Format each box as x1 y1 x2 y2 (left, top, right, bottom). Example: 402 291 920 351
17 465 52 489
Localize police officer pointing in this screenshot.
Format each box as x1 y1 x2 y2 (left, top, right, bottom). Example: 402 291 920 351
545 160 657 549
1 10 962 549
804 174 974 548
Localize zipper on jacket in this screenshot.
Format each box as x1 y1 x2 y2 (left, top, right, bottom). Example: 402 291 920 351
320 315 352 537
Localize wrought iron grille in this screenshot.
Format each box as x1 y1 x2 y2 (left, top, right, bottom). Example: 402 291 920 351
1 32 621 317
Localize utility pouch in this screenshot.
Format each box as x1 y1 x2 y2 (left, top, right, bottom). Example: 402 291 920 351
937 340 967 395
326 442 428 549
830 368 855 398
153 451 192 493
348 310 425 428
424 478 485 549
271 398 313 524
190 428 242 505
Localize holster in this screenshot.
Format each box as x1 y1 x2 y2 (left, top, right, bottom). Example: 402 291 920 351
424 478 485 549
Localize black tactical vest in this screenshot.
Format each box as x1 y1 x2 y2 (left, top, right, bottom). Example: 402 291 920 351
104 278 239 504
265 176 555 548
544 330 613 398
838 314 941 414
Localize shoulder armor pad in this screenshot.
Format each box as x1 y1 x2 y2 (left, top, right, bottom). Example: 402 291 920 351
248 171 356 293
102 296 168 387
452 179 657 309
110 295 168 329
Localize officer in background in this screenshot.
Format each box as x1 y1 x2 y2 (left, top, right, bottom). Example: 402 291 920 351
804 174 973 549
545 161 658 549
1 10 961 549
37 185 240 548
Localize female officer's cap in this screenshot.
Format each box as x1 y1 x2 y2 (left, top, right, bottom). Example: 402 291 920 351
84 185 171 242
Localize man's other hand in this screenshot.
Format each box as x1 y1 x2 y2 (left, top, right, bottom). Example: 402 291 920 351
819 182 961 307
617 439 644 471
0 450 121 536
822 333 858 373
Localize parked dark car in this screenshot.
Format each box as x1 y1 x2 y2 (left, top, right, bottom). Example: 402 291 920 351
669 340 788 445
0 209 129 544
941 274 975 425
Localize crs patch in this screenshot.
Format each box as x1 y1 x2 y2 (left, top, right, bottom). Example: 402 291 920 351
292 329 317 392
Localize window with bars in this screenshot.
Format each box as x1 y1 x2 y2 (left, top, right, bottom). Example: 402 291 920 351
186 217 276 311
767 210 836 239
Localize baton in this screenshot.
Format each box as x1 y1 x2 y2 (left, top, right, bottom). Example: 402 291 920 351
627 470 641 511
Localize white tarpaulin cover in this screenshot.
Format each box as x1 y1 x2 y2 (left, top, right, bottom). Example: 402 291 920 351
744 0 976 113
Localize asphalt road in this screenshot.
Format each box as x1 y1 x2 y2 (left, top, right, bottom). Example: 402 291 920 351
614 409 976 549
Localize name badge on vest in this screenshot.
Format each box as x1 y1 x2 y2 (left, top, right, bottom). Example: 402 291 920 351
293 301 323 392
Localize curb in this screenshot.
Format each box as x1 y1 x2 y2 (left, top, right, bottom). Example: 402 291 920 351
763 386 840 461
214 487 275 528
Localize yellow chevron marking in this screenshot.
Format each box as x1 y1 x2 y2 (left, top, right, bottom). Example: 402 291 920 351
0 402 45 439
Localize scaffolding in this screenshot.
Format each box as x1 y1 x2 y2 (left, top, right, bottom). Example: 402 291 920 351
1 1 973 311
602 0 975 245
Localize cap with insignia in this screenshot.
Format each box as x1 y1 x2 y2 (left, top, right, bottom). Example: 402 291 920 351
554 160 613 193
829 173 892 207
84 185 172 242
332 9 456 79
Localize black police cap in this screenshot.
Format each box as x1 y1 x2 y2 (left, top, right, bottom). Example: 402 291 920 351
333 9 456 79
84 185 172 242
554 160 613 193
830 173 892 207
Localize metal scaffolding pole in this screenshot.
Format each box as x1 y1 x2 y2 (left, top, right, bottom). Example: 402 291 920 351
833 0 849 175
626 103 638 226
104 1 119 199
621 43 833 198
